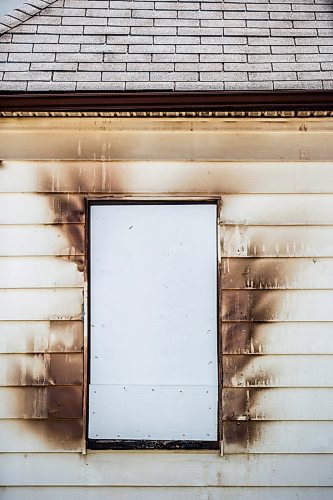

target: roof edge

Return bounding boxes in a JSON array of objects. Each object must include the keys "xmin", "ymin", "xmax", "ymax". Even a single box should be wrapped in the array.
[
  {"xmin": 0, "ymin": 0, "xmax": 58, "ymax": 36},
  {"xmin": 0, "ymin": 90, "xmax": 333, "ymax": 113}
]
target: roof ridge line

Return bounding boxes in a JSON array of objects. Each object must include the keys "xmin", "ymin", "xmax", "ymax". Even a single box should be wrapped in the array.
[{"xmin": 0, "ymin": 0, "xmax": 59, "ymax": 36}]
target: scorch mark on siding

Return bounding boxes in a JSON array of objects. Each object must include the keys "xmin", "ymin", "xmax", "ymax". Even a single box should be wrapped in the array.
[
  {"xmin": 2, "ymin": 353, "xmax": 83, "ymax": 386},
  {"xmin": 47, "ymin": 166, "xmax": 278, "ymax": 450},
  {"xmin": 7, "ymin": 169, "xmax": 89, "ymax": 449},
  {"xmin": 9, "ymin": 160, "xmax": 301, "ymax": 451},
  {"xmin": 220, "ymin": 231, "xmax": 300, "ymax": 449},
  {"xmin": 52, "ymin": 193, "xmax": 85, "ymax": 272}
]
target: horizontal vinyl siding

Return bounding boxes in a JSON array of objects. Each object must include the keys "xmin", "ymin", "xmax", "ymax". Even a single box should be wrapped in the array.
[
  {"xmin": 1, "ymin": 161, "xmax": 333, "ymax": 193},
  {"xmin": 2, "ymin": 453, "xmax": 333, "ymax": 486},
  {"xmin": 0, "ymin": 118, "xmax": 332, "ymax": 495},
  {"xmin": 1, "ymin": 487, "xmax": 333, "ymax": 500},
  {"xmin": 3, "ymin": 193, "xmax": 333, "ymax": 224}
]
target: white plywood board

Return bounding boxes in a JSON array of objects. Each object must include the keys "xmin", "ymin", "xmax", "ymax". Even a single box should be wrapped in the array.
[
  {"xmin": 89, "ymin": 203, "xmax": 218, "ymax": 440},
  {"xmin": 89, "ymin": 384, "xmax": 217, "ymax": 440}
]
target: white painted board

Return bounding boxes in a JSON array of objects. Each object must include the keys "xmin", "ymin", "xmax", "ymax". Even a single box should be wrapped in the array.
[
  {"xmin": 89, "ymin": 203, "xmax": 218, "ymax": 441},
  {"xmin": 89, "ymin": 385, "xmax": 217, "ymax": 441}
]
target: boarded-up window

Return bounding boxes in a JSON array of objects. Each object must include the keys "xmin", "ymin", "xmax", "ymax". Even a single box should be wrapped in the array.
[{"xmin": 88, "ymin": 201, "xmax": 219, "ymax": 449}]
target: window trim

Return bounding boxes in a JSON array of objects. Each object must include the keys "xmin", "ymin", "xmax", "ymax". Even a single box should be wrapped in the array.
[{"xmin": 85, "ymin": 196, "xmax": 222, "ymax": 451}]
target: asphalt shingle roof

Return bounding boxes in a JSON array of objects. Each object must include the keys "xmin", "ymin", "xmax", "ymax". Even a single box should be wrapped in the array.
[{"xmin": 0, "ymin": 0, "xmax": 332, "ymax": 91}]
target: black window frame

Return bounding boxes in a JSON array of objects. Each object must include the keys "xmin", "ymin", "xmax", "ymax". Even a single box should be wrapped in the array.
[{"xmin": 86, "ymin": 196, "xmax": 222, "ymax": 451}]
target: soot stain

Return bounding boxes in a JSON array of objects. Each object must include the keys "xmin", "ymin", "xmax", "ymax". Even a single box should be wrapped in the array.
[
  {"xmin": 9, "ymin": 353, "xmax": 84, "ymax": 450},
  {"xmin": 51, "ymin": 192, "xmax": 86, "ymax": 273},
  {"xmin": 48, "ymin": 321, "xmax": 83, "ymax": 353},
  {"xmin": 221, "ymin": 257, "xmax": 282, "ymax": 449},
  {"xmin": 11, "ymin": 169, "xmax": 89, "ymax": 448},
  {"xmin": 19, "ymin": 419, "xmax": 84, "ymax": 451},
  {"xmin": 14, "ymin": 165, "xmax": 288, "ymax": 451},
  {"xmin": 8, "ymin": 170, "xmax": 88, "ymax": 448},
  {"xmin": 49, "ymin": 354, "xmax": 83, "ymax": 386},
  {"xmin": 7, "ymin": 354, "xmax": 83, "ymax": 387},
  {"xmin": 47, "ymin": 386, "xmax": 83, "ymax": 418},
  {"xmin": 223, "ymin": 420, "xmax": 262, "ymax": 453}
]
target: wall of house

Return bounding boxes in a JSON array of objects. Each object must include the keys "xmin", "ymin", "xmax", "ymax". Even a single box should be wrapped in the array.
[{"xmin": 0, "ymin": 115, "xmax": 333, "ymax": 498}]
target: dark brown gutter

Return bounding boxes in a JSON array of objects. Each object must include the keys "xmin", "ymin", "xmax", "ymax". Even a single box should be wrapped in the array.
[{"xmin": 0, "ymin": 90, "xmax": 333, "ymax": 112}]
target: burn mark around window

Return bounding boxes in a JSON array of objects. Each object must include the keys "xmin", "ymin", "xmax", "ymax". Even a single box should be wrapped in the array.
[{"xmin": 8, "ymin": 164, "xmax": 287, "ymax": 452}]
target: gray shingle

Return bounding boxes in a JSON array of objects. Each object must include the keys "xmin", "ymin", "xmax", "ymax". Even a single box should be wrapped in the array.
[{"xmin": 0, "ymin": 0, "xmax": 332, "ymax": 92}]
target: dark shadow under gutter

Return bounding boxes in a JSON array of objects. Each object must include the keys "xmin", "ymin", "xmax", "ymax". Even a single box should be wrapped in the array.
[{"xmin": 0, "ymin": 90, "xmax": 333, "ymax": 113}]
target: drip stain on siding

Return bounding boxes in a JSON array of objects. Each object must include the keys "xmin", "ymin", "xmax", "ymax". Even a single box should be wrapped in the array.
[
  {"xmin": 52, "ymin": 194, "xmax": 85, "ymax": 271},
  {"xmin": 221, "ymin": 271, "xmax": 278, "ymax": 449},
  {"xmin": 17, "ymin": 387, "xmax": 83, "ymax": 419},
  {"xmin": 5, "ymin": 354, "xmax": 83, "ymax": 386}
]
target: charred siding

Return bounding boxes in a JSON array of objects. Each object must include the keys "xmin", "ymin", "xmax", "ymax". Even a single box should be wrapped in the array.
[{"xmin": 0, "ymin": 119, "xmax": 332, "ymax": 458}]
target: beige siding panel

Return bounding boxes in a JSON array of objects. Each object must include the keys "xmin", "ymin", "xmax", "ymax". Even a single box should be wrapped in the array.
[
  {"xmin": 1, "ymin": 452, "xmax": 333, "ymax": 486},
  {"xmin": 221, "ymin": 194, "xmax": 333, "ymax": 225},
  {"xmin": 1, "ymin": 487, "xmax": 333, "ymax": 500},
  {"xmin": 222, "ymin": 322, "xmax": 333, "ymax": 355},
  {"xmin": 0, "ymin": 193, "xmax": 84, "ymax": 224},
  {"xmin": 222, "ymin": 258, "xmax": 333, "ymax": 290},
  {"xmin": 223, "ymin": 355, "xmax": 333, "ymax": 387},
  {"xmin": 2, "ymin": 117, "xmax": 333, "ymax": 134},
  {"xmin": 0, "ymin": 225, "xmax": 84, "ymax": 257},
  {"xmin": 0, "ymin": 321, "xmax": 83, "ymax": 353},
  {"xmin": 222, "ymin": 290, "xmax": 333, "ymax": 322},
  {"xmin": 223, "ymin": 421, "xmax": 333, "ymax": 454},
  {"xmin": 0, "ymin": 353, "xmax": 83, "ymax": 386},
  {"xmin": 1, "ymin": 161, "xmax": 333, "ymax": 194},
  {"xmin": 222, "ymin": 388, "xmax": 333, "ymax": 420},
  {"xmin": 0, "ymin": 289, "xmax": 82, "ymax": 320},
  {"xmin": 2, "ymin": 126, "xmax": 333, "ymax": 161},
  {"xmin": 0, "ymin": 387, "xmax": 83, "ymax": 418},
  {"xmin": 3, "ymin": 225, "xmax": 333, "ymax": 259},
  {"xmin": 221, "ymin": 225, "xmax": 333, "ymax": 257},
  {"xmin": 0, "ymin": 420, "xmax": 83, "ymax": 452},
  {"xmin": 3, "ymin": 193, "xmax": 333, "ymax": 225},
  {"xmin": 0, "ymin": 257, "xmax": 84, "ymax": 288}
]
